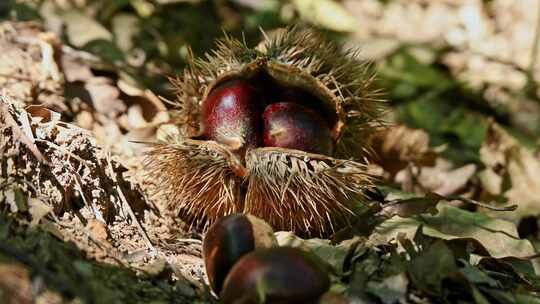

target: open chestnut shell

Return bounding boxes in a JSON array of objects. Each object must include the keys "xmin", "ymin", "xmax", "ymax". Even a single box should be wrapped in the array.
[
  {"xmin": 220, "ymin": 247, "xmax": 330, "ymax": 304},
  {"xmin": 145, "ymin": 27, "xmax": 384, "ymax": 237},
  {"xmin": 203, "ymin": 214, "xmax": 277, "ymax": 294}
]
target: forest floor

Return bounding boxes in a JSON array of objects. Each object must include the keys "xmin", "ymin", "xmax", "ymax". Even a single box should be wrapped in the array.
[{"xmin": 1, "ymin": 1, "xmax": 540, "ymax": 303}]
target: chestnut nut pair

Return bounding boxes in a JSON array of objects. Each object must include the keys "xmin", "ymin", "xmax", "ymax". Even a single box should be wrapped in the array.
[
  {"xmin": 201, "ymin": 79, "xmax": 333, "ymax": 157},
  {"xmin": 202, "ymin": 214, "xmax": 331, "ymax": 304}
]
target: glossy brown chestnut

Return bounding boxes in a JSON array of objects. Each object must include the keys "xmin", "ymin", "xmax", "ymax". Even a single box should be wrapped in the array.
[
  {"xmin": 201, "ymin": 79, "xmax": 262, "ymax": 154},
  {"xmin": 203, "ymin": 214, "xmax": 277, "ymax": 294},
  {"xmin": 220, "ymin": 247, "xmax": 331, "ymax": 304},
  {"xmin": 263, "ymin": 102, "xmax": 333, "ymax": 155}
]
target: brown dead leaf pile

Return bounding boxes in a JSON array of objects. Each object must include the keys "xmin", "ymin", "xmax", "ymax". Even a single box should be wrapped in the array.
[{"xmin": 0, "ymin": 21, "xmax": 207, "ymax": 300}]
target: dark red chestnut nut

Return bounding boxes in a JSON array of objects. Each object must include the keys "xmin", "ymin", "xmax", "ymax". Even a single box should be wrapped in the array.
[
  {"xmin": 201, "ymin": 79, "xmax": 262, "ymax": 154},
  {"xmin": 203, "ymin": 214, "xmax": 277, "ymax": 294},
  {"xmin": 263, "ymin": 102, "xmax": 333, "ymax": 155},
  {"xmin": 220, "ymin": 247, "xmax": 330, "ymax": 304}
]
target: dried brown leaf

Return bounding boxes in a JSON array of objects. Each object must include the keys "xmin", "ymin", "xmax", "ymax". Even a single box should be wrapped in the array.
[
  {"xmin": 25, "ymin": 105, "xmax": 61, "ymax": 123},
  {"xmin": 369, "ymin": 125, "xmax": 439, "ymax": 177},
  {"xmin": 479, "ymin": 122, "xmax": 540, "ymax": 219},
  {"xmin": 85, "ymin": 78, "xmax": 125, "ymax": 117},
  {"xmin": 396, "ymin": 158, "xmax": 476, "ymax": 196}
]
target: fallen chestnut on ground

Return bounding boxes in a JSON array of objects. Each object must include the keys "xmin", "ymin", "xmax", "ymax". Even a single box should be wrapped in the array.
[
  {"xmin": 201, "ymin": 79, "xmax": 262, "ymax": 154},
  {"xmin": 263, "ymin": 102, "xmax": 333, "ymax": 155},
  {"xmin": 203, "ymin": 214, "xmax": 277, "ymax": 294},
  {"xmin": 220, "ymin": 247, "xmax": 330, "ymax": 304}
]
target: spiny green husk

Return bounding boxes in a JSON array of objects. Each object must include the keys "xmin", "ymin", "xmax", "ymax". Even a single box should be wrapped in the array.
[{"xmin": 145, "ymin": 27, "xmax": 385, "ymax": 237}]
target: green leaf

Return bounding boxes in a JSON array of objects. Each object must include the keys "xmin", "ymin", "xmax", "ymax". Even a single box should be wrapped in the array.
[
  {"xmin": 382, "ymin": 192, "xmax": 441, "ymax": 218},
  {"xmin": 82, "ymin": 39, "xmax": 125, "ymax": 63},
  {"xmin": 372, "ymin": 203, "xmax": 537, "ymax": 260},
  {"xmin": 6, "ymin": 2, "xmax": 42, "ymax": 21},
  {"xmin": 471, "ymin": 286, "xmax": 491, "ymax": 304},
  {"xmin": 379, "ymin": 51, "xmax": 451, "ymax": 90},
  {"xmin": 399, "ymin": 99, "xmax": 488, "ymax": 151},
  {"xmin": 515, "ymin": 293, "xmax": 540, "ymax": 304},
  {"xmin": 407, "ymin": 240, "xmax": 457, "ymax": 294},
  {"xmin": 439, "ymin": 107, "xmax": 488, "ymax": 149},
  {"xmin": 275, "ymin": 232, "xmax": 360, "ymax": 275},
  {"xmin": 14, "ymin": 188, "xmax": 28, "ymax": 213},
  {"xmin": 0, "ymin": 217, "xmax": 11, "ymax": 241},
  {"xmin": 366, "ymin": 273, "xmax": 408, "ymax": 304},
  {"xmin": 459, "ymin": 261, "xmax": 499, "ymax": 287}
]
